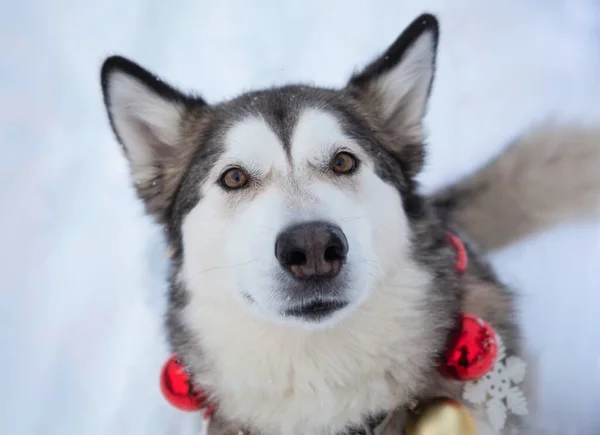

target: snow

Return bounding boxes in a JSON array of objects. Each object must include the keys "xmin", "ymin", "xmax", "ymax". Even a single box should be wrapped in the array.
[{"xmin": 1, "ymin": 0, "xmax": 599, "ymax": 434}]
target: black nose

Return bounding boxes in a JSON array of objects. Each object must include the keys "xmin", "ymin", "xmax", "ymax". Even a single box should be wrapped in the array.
[{"xmin": 275, "ymin": 221, "xmax": 348, "ymax": 280}]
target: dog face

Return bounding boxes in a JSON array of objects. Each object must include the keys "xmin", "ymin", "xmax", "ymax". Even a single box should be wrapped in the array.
[
  {"xmin": 180, "ymin": 102, "xmax": 413, "ymax": 329},
  {"xmin": 101, "ymin": 15, "xmax": 438, "ymax": 331}
]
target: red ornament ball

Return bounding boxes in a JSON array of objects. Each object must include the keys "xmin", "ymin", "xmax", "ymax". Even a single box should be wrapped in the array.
[
  {"xmin": 439, "ymin": 313, "xmax": 498, "ymax": 381},
  {"xmin": 160, "ymin": 354, "xmax": 206, "ymax": 412}
]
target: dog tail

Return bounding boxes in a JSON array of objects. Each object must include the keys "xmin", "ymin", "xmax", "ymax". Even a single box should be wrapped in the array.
[{"xmin": 431, "ymin": 123, "xmax": 600, "ymax": 252}]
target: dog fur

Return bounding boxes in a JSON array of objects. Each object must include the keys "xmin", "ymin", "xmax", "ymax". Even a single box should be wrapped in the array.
[{"xmin": 100, "ymin": 13, "xmax": 600, "ymax": 435}]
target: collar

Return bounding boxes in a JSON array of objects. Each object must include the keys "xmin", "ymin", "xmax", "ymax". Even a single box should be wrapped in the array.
[{"xmin": 159, "ymin": 232, "xmax": 498, "ymax": 434}]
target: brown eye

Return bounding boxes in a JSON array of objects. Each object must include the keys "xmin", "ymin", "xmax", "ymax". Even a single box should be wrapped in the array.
[
  {"xmin": 220, "ymin": 167, "xmax": 249, "ymax": 189},
  {"xmin": 332, "ymin": 152, "xmax": 357, "ymax": 174}
]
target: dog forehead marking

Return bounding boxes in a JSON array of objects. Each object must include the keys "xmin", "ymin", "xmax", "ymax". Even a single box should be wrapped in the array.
[
  {"xmin": 221, "ymin": 107, "xmax": 355, "ymax": 176},
  {"xmin": 290, "ymin": 108, "xmax": 353, "ymax": 163},
  {"xmin": 223, "ymin": 115, "xmax": 288, "ymax": 172}
]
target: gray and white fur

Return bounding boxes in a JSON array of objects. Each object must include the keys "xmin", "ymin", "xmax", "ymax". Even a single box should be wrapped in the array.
[{"xmin": 100, "ymin": 13, "xmax": 600, "ymax": 435}]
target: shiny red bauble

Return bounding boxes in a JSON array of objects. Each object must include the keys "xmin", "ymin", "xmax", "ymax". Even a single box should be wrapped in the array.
[
  {"xmin": 160, "ymin": 354, "xmax": 206, "ymax": 412},
  {"xmin": 439, "ymin": 313, "xmax": 498, "ymax": 381}
]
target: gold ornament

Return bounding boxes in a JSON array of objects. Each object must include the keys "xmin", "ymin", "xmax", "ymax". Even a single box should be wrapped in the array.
[{"xmin": 405, "ymin": 397, "xmax": 477, "ymax": 435}]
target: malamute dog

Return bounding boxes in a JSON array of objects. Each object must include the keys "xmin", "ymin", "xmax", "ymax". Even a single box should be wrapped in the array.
[{"xmin": 100, "ymin": 13, "xmax": 600, "ymax": 435}]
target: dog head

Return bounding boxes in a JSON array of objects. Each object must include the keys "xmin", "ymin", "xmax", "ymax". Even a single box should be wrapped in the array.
[{"xmin": 101, "ymin": 14, "xmax": 441, "ymax": 332}]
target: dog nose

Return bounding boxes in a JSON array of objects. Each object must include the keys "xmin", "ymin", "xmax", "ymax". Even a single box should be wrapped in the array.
[{"xmin": 275, "ymin": 221, "xmax": 348, "ymax": 280}]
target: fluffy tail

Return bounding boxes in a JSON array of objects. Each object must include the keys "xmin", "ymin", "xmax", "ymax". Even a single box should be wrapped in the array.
[{"xmin": 432, "ymin": 123, "xmax": 600, "ymax": 252}]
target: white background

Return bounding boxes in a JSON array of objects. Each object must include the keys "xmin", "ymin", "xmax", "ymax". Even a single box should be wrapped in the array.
[{"xmin": 1, "ymin": 0, "xmax": 599, "ymax": 434}]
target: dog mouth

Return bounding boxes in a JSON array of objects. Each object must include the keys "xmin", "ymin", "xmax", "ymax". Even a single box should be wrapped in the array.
[{"xmin": 284, "ymin": 299, "xmax": 349, "ymax": 321}]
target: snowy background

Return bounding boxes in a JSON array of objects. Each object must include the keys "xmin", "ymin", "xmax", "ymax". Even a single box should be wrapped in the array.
[{"xmin": 1, "ymin": 0, "xmax": 600, "ymax": 434}]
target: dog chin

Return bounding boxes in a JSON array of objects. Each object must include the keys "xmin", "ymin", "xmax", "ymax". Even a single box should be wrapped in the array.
[
  {"xmin": 261, "ymin": 296, "xmax": 362, "ymax": 330},
  {"xmin": 284, "ymin": 298, "xmax": 352, "ymax": 327},
  {"xmin": 286, "ymin": 306, "xmax": 355, "ymax": 330}
]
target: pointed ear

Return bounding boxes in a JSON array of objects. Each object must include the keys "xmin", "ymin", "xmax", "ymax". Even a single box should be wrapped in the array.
[
  {"xmin": 347, "ymin": 14, "xmax": 439, "ymax": 177},
  {"xmin": 101, "ymin": 56, "xmax": 206, "ymax": 223}
]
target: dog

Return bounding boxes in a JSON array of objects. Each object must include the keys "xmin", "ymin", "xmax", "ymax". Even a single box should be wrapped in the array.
[{"xmin": 100, "ymin": 13, "xmax": 600, "ymax": 435}]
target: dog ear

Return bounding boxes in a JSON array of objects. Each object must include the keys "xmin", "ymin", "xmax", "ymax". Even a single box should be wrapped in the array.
[
  {"xmin": 101, "ymin": 56, "xmax": 206, "ymax": 223},
  {"xmin": 347, "ymin": 14, "xmax": 439, "ymax": 177}
]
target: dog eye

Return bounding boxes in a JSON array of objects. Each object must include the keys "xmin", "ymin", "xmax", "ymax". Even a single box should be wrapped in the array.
[
  {"xmin": 331, "ymin": 152, "xmax": 358, "ymax": 174},
  {"xmin": 220, "ymin": 167, "xmax": 249, "ymax": 189}
]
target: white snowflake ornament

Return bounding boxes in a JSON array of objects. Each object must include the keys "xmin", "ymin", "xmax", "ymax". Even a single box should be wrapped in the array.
[{"xmin": 462, "ymin": 335, "xmax": 528, "ymax": 432}]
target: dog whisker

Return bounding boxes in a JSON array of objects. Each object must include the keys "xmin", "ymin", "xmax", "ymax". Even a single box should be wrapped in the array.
[
  {"xmin": 198, "ymin": 259, "xmax": 257, "ymax": 275},
  {"xmin": 341, "ymin": 216, "xmax": 368, "ymax": 223}
]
